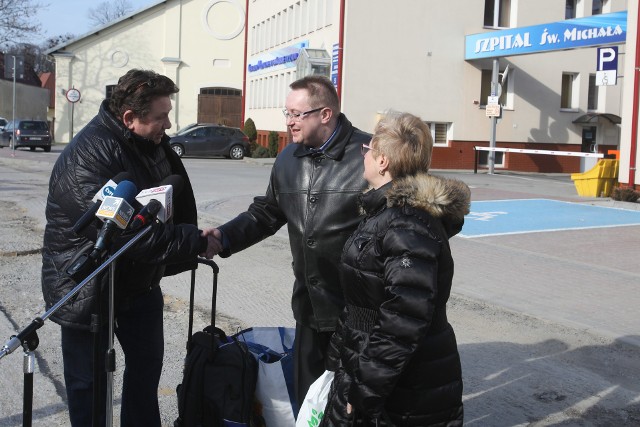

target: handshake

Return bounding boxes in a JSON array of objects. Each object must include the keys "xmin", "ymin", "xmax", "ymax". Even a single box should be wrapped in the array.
[{"xmin": 199, "ymin": 228, "xmax": 224, "ymax": 259}]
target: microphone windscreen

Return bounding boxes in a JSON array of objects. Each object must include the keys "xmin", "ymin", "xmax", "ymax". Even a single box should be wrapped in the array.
[
  {"xmin": 146, "ymin": 199, "xmax": 163, "ymax": 215},
  {"xmin": 112, "ymin": 180, "xmax": 138, "ymax": 203},
  {"xmin": 112, "ymin": 171, "xmax": 134, "ymax": 184},
  {"xmin": 158, "ymin": 175, "xmax": 184, "ymax": 196}
]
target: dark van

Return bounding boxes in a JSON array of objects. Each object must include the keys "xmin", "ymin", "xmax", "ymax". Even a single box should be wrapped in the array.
[{"xmin": 0, "ymin": 120, "xmax": 52, "ymax": 152}]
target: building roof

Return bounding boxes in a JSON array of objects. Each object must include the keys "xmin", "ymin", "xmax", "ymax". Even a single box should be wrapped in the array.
[{"xmin": 46, "ymin": 0, "xmax": 167, "ymax": 54}]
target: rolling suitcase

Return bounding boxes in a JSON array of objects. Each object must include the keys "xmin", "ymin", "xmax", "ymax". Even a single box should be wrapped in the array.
[{"xmin": 175, "ymin": 258, "xmax": 258, "ymax": 427}]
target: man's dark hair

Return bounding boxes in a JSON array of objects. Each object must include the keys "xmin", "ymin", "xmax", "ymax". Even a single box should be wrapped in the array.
[
  {"xmin": 109, "ymin": 69, "xmax": 179, "ymax": 119},
  {"xmin": 290, "ymin": 75, "xmax": 340, "ymax": 113}
]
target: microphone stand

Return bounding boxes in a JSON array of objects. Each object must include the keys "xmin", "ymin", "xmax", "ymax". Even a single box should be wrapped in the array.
[
  {"xmin": 106, "ymin": 261, "xmax": 116, "ymax": 427},
  {"xmin": 0, "ymin": 224, "xmax": 153, "ymax": 427}
]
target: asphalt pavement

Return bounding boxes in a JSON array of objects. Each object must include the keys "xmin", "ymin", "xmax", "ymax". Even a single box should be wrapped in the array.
[{"xmin": 0, "ymin": 144, "xmax": 638, "ymax": 426}]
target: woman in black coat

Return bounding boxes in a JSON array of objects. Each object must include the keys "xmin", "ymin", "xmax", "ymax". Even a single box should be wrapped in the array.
[{"xmin": 321, "ymin": 112, "xmax": 470, "ymax": 426}]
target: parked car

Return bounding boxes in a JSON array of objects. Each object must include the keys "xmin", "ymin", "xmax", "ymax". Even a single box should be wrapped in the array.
[
  {"xmin": 0, "ymin": 117, "xmax": 7, "ymax": 132},
  {"xmin": 0, "ymin": 120, "xmax": 52, "ymax": 152},
  {"xmin": 169, "ymin": 124, "xmax": 250, "ymax": 160},
  {"xmin": 171, "ymin": 123, "xmax": 200, "ymax": 137}
]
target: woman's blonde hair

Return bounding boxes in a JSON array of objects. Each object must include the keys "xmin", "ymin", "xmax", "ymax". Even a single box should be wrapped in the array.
[{"xmin": 371, "ymin": 111, "xmax": 433, "ymax": 178}]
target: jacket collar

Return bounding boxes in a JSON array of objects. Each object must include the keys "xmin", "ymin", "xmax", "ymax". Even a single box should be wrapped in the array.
[
  {"xmin": 386, "ymin": 173, "xmax": 471, "ymax": 238},
  {"xmin": 293, "ymin": 113, "xmax": 353, "ymax": 160},
  {"xmin": 98, "ymin": 100, "xmax": 132, "ymax": 142},
  {"xmin": 359, "ymin": 181, "xmax": 393, "ymax": 216},
  {"xmin": 98, "ymin": 99, "xmax": 168, "ymax": 152}
]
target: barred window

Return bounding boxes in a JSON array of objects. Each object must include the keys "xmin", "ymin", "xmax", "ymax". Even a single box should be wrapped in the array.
[{"xmin": 426, "ymin": 122, "xmax": 450, "ymax": 147}]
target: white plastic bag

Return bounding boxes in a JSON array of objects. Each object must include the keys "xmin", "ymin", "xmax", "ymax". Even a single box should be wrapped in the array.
[
  {"xmin": 234, "ymin": 327, "xmax": 297, "ymax": 427},
  {"xmin": 295, "ymin": 370, "xmax": 334, "ymax": 427}
]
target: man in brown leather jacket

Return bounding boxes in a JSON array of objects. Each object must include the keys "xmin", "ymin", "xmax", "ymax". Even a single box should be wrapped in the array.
[{"xmin": 211, "ymin": 75, "xmax": 370, "ymax": 407}]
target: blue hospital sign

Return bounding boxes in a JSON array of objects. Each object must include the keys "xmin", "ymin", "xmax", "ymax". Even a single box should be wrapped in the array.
[{"xmin": 465, "ymin": 11, "xmax": 626, "ymax": 60}]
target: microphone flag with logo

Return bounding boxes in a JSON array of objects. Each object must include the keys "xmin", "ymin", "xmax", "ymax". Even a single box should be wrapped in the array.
[
  {"xmin": 72, "ymin": 172, "xmax": 134, "ymax": 234},
  {"xmin": 134, "ymin": 175, "xmax": 184, "ymax": 224},
  {"xmin": 93, "ymin": 180, "xmax": 138, "ymax": 255}
]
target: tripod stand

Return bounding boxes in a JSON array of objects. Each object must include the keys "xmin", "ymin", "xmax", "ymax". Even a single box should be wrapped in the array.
[{"xmin": 0, "ymin": 224, "xmax": 154, "ymax": 427}]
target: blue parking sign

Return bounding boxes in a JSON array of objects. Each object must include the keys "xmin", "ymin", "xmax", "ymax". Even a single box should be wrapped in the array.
[{"xmin": 597, "ymin": 46, "xmax": 617, "ymax": 71}]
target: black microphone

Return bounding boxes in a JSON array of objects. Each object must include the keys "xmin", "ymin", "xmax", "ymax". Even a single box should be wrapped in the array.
[
  {"xmin": 91, "ymin": 180, "xmax": 138, "ymax": 257},
  {"xmin": 128, "ymin": 199, "xmax": 163, "ymax": 231},
  {"xmin": 72, "ymin": 172, "xmax": 134, "ymax": 234}
]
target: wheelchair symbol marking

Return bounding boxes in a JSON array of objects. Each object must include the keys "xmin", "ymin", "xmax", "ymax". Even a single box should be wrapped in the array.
[{"xmin": 467, "ymin": 211, "xmax": 508, "ymax": 222}]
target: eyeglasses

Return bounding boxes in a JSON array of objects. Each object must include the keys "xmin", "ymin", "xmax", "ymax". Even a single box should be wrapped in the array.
[
  {"xmin": 361, "ymin": 143, "xmax": 379, "ymax": 156},
  {"xmin": 282, "ymin": 107, "xmax": 324, "ymax": 121}
]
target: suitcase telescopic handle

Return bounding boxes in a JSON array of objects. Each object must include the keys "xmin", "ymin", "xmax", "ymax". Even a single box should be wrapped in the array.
[{"xmin": 187, "ymin": 258, "xmax": 219, "ymax": 347}]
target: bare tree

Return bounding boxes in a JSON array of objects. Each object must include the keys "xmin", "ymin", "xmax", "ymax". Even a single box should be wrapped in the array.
[
  {"xmin": 87, "ymin": 0, "xmax": 134, "ymax": 27},
  {"xmin": 0, "ymin": 0, "xmax": 45, "ymax": 47},
  {"xmin": 43, "ymin": 33, "xmax": 76, "ymax": 50}
]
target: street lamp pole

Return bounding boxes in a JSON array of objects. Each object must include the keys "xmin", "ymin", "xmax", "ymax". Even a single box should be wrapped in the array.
[{"xmin": 11, "ymin": 55, "xmax": 16, "ymax": 156}]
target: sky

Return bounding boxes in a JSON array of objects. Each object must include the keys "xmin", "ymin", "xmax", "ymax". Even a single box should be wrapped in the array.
[{"xmin": 28, "ymin": 0, "xmax": 158, "ymax": 45}]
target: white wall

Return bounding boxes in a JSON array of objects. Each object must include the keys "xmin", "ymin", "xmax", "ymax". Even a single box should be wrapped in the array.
[
  {"xmin": 50, "ymin": 0, "xmax": 246, "ymax": 143},
  {"xmin": 245, "ymin": 0, "xmax": 340, "ymax": 133}
]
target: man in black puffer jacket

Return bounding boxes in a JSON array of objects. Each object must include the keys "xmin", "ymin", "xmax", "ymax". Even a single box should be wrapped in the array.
[
  {"xmin": 41, "ymin": 69, "xmax": 217, "ymax": 426},
  {"xmin": 209, "ymin": 76, "xmax": 370, "ymax": 407}
]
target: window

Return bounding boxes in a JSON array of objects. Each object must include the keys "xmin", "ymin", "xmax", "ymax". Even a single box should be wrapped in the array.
[
  {"xmin": 106, "ymin": 85, "xmax": 116, "ymax": 100},
  {"xmin": 294, "ymin": 2, "xmax": 301, "ymax": 38},
  {"xmin": 561, "ymin": 72, "xmax": 578, "ymax": 109},
  {"xmin": 326, "ymin": 0, "xmax": 334, "ymax": 26},
  {"xmin": 288, "ymin": 5, "xmax": 294, "ymax": 40},
  {"xmin": 565, "ymin": 0, "xmax": 577, "ymax": 19},
  {"xmin": 276, "ymin": 13, "xmax": 282, "ymax": 45},
  {"xmin": 190, "ymin": 127, "xmax": 209, "ymax": 138},
  {"xmin": 200, "ymin": 88, "xmax": 242, "ymax": 96},
  {"xmin": 301, "ymin": 0, "xmax": 309, "ymax": 35},
  {"xmin": 426, "ymin": 122, "xmax": 450, "ymax": 147},
  {"xmin": 478, "ymin": 151, "xmax": 505, "ymax": 167},
  {"xmin": 317, "ymin": 0, "xmax": 325, "ymax": 29},
  {"xmin": 588, "ymin": 74, "xmax": 599, "ymax": 111},
  {"xmin": 484, "ymin": 0, "xmax": 511, "ymax": 28},
  {"xmin": 592, "ymin": 0, "xmax": 602, "ymax": 15}
]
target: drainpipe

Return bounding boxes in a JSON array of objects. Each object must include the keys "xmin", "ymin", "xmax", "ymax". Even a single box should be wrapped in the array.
[
  {"xmin": 629, "ymin": 3, "xmax": 640, "ymax": 188},
  {"xmin": 241, "ymin": 0, "xmax": 249, "ymax": 126},
  {"xmin": 337, "ymin": 0, "xmax": 346, "ymax": 102}
]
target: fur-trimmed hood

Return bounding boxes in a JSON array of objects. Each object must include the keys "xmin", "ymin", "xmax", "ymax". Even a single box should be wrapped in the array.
[{"xmin": 387, "ymin": 174, "xmax": 471, "ymax": 236}]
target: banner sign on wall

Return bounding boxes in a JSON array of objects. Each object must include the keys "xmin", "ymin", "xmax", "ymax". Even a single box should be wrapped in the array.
[
  {"xmin": 331, "ymin": 43, "xmax": 339, "ymax": 88},
  {"xmin": 248, "ymin": 41, "xmax": 308, "ymax": 75},
  {"xmin": 465, "ymin": 11, "xmax": 626, "ymax": 60}
]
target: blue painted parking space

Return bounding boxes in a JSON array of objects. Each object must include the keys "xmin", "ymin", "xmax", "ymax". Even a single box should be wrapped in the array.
[{"xmin": 459, "ymin": 198, "xmax": 640, "ymax": 238}]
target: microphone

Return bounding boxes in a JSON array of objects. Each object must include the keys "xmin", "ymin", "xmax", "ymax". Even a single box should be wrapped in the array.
[
  {"xmin": 134, "ymin": 175, "xmax": 184, "ymax": 224},
  {"xmin": 92, "ymin": 180, "xmax": 138, "ymax": 256},
  {"xmin": 72, "ymin": 172, "xmax": 134, "ymax": 234},
  {"xmin": 128, "ymin": 199, "xmax": 163, "ymax": 231},
  {"xmin": 66, "ymin": 180, "xmax": 138, "ymax": 281}
]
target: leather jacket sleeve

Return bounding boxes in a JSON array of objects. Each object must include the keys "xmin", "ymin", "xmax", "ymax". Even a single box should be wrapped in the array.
[{"xmin": 218, "ymin": 167, "xmax": 287, "ymax": 256}]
